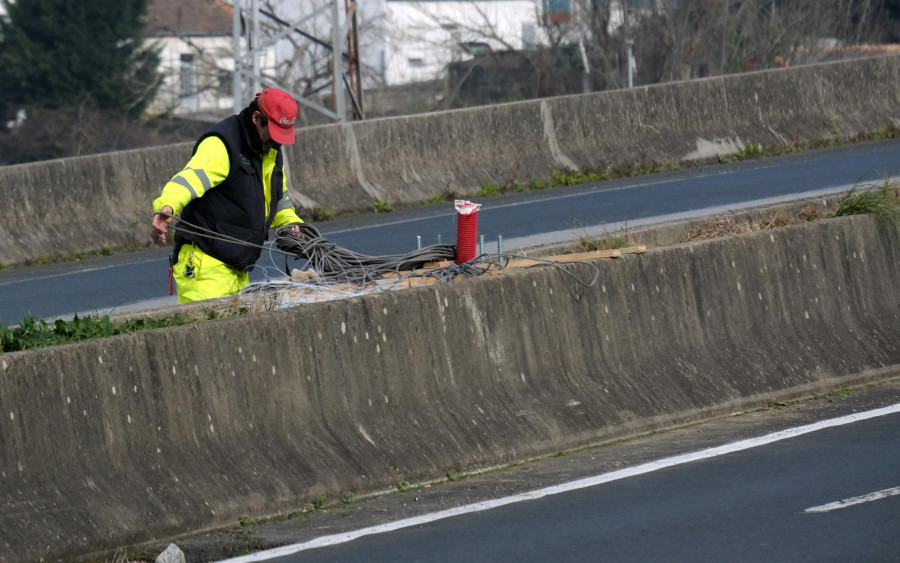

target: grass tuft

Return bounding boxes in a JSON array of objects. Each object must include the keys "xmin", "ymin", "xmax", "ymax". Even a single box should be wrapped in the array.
[{"xmin": 832, "ymin": 181, "xmax": 900, "ymax": 223}]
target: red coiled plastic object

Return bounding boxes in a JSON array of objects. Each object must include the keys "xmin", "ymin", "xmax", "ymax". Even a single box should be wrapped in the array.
[{"xmin": 454, "ymin": 202, "xmax": 479, "ymax": 264}]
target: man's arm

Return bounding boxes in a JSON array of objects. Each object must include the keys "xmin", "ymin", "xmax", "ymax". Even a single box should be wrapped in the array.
[{"xmin": 151, "ymin": 137, "xmax": 230, "ymax": 244}]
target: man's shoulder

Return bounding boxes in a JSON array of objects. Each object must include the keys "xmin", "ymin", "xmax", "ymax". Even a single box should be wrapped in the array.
[
  {"xmin": 195, "ymin": 135, "xmax": 228, "ymax": 154},
  {"xmin": 206, "ymin": 114, "xmax": 241, "ymax": 135},
  {"xmin": 194, "ymin": 115, "xmax": 241, "ymax": 155}
]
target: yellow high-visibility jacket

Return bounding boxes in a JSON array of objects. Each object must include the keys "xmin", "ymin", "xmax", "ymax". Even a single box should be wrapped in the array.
[{"xmin": 153, "ymin": 135, "xmax": 302, "ymax": 230}]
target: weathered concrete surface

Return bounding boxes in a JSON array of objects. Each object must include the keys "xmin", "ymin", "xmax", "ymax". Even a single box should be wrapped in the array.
[
  {"xmin": 0, "ymin": 214, "xmax": 898, "ymax": 561},
  {"xmin": 1, "ymin": 55, "xmax": 899, "ymax": 267}
]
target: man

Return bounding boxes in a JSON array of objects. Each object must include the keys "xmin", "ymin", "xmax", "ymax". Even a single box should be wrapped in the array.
[{"xmin": 151, "ymin": 88, "xmax": 304, "ymax": 302}]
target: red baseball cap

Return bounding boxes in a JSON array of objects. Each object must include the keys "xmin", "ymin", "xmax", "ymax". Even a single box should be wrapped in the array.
[{"xmin": 256, "ymin": 88, "xmax": 298, "ymax": 145}]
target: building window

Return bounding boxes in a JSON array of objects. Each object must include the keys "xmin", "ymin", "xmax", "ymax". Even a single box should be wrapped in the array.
[
  {"xmin": 180, "ymin": 53, "xmax": 196, "ymax": 97},
  {"xmin": 522, "ymin": 23, "xmax": 537, "ymax": 49},
  {"xmin": 408, "ymin": 57, "xmax": 425, "ymax": 68}
]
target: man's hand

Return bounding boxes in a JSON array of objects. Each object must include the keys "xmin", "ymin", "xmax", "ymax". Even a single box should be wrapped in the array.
[
  {"xmin": 287, "ymin": 223, "xmax": 305, "ymax": 239},
  {"xmin": 152, "ymin": 206, "xmax": 175, "ymax": 244}
]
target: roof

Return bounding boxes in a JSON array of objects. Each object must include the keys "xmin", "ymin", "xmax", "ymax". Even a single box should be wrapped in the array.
[{"xmin": 146, "ymin": 0, "xmax": 233, "ymax": 37}]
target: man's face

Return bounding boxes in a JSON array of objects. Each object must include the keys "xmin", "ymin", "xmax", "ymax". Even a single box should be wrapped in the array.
[{"xmin": 252, "ymin": 111, "xmax": 279, "ymax": 151}]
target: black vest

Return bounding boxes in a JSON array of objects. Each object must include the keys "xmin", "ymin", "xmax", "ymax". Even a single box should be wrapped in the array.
[{"xmin": 175, "ymin": 112, "xmax": 285, "ymax": 271}]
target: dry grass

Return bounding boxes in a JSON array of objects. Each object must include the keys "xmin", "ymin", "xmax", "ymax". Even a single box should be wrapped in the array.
[
  {"xmin": 798, "ymin": 205, "xmax": 826, "ymax": 222},
  {"xmin": 577, "ymin": 234, "xmax": 634, "ymax": 252},
  {"xmin": 680, "ymin": 181, "xmax": 900, "ymax": 243},
  {"xmin": 680, "ymin": 218, "xmax": 747, "ymax": 241}
]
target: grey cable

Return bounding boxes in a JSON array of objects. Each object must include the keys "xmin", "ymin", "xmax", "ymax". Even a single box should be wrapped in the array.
[
  {"xmin": 164, "ymin": 215, "xmax": 600, "ymax": 289},
  {"xmin": 275, "ymin": 224, "xmax": 457, "ymax": 285}
]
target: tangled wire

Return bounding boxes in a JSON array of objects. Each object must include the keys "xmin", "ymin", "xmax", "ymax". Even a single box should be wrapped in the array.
[
  {"xmin": 275, "ymin": 224, "xmax": 600, "ymax": 290},
  {"xmin": 167, "ymin": 215, "xmax": 601, "ymax": 294},
  {"xmin": 275, "ymin": 224, "xmax": 457, "ymax": 285}
]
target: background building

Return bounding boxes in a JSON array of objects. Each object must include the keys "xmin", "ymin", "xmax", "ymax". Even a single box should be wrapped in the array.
[{"xmin": 145, "ymin": 0, "xmax": 276, "ymax": 120}]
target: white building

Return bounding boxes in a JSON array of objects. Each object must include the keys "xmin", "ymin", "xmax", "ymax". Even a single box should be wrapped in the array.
[
  {"xmin": 371, "ymin": 0, "xmax": 547, "ymax": 85},
  {"xmin": 145, "ymin": 0, "xmax": 276, "ymax": 120},
  {"xmin": 142, "ymin": 0, "xmax": 548, "ymax": 119}
]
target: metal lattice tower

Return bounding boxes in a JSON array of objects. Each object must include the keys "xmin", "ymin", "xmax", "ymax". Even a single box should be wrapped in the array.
[{"xmin": 230, "ymin": 0, "xmax": 364, "ymax": 122}]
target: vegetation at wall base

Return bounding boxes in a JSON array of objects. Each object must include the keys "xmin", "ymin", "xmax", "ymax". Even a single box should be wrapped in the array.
[
  {"xmin": 309, "ymin": 206, "xmax": 336, "ymax": 222},
  {"xmin": 0, "ymin": 314, "xmax": 190, "ymax": 354}
]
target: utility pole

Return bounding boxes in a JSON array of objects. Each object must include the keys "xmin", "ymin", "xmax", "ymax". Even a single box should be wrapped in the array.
[
  {"xmin": 623, "ymin": 0, "xmax": 634, "ymax": 89},
  {"xmin": 627, "ymin": 39, "xmax": 634, "ymax": 88},
  {"xmin": 330, "ymin": 0, "xmax": 346, "ymax": 121}
]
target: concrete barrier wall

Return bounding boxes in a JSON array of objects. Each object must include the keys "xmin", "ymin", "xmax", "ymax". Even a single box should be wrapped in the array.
[
  {"xmin": 1, "ymin": 214, "xmax": 898, "ymax": 561},
  {"xmin": 1, "ymin": 55, "xmax": 899, "ymax": 267}
]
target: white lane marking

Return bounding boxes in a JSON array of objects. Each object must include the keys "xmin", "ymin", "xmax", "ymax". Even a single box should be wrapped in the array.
[
  {"xmin": 218, "ymin": 403, "xmax": 900, "ymax": 562},
  {"xmin": 805, "ymin": 486, "xmax": 900, "ymax": 513},
  {"xmin": 0, "ymin": 257, "xmax": 164, "ymax": 287}
]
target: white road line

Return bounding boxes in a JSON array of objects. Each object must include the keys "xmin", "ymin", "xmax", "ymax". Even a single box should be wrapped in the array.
[
  {"xmin": 218, "ymin": 403, "xmax": 900, "ymax": 563},
  {"xmin": 805, "ymin": 486, "xmax": 900, "ymax": 513}
]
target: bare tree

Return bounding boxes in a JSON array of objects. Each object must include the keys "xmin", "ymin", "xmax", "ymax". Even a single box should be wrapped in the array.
[{"xmin": 570, "ymin": 0, "xmax": 892, "ymax": 91}]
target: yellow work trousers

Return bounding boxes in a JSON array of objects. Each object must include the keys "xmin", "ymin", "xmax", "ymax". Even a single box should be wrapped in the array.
[{"xmin": 173, "ymin": 244, "xmax": 250, "ymax": 303}]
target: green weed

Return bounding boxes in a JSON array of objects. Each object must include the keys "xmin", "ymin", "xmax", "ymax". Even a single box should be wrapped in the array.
[
  {"xmin": 479, "ymin": 182, "xmax": 503, "ymax": 197},
  {"xmin": 812, "ymin": 388, "xmax": 852, "ymax": 400},
  {"xmin": 446, "ymin": 468, "xmax": 468, "ymax": 482},
  {"xmin": 766, "ymin": 399, "xmax": 791, "ymax": 409},
  {"xmin": 311, "ymin": 206, "xmax": 336, "ymax": 222},
  {"xmin": 374, "ymin": 199, "xmax": 393, "ymax": 213},
  {"xmin": 0, "ymin": 314, "xmax": 190, "ymax": 354}
]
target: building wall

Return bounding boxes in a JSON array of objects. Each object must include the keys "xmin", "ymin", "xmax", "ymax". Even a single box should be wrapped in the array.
[
  {"xmin": 380, "ymin": 0, "xmax": 547, "ymax": 85},
  {"xmin": 145, "ymin": 35, "xmax": 277, "ymax": 120}
]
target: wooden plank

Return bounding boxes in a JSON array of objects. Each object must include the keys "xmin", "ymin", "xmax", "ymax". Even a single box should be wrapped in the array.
[{"xmin": 503, "ymin": 246, "xmax": 647, "ymax": 268}]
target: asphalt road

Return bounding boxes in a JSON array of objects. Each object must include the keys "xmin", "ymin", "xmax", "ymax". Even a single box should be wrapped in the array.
[
  {"xmin": 267, "ymin": 407, "xmax": 900, "ymax": 563},
  {"xmin": 160, "ymin": 377, "xmax": 900, "ymax": 563},
  {"xmin": 2, "ymin": 139, "xmax": 900, "ymax": 324}
]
